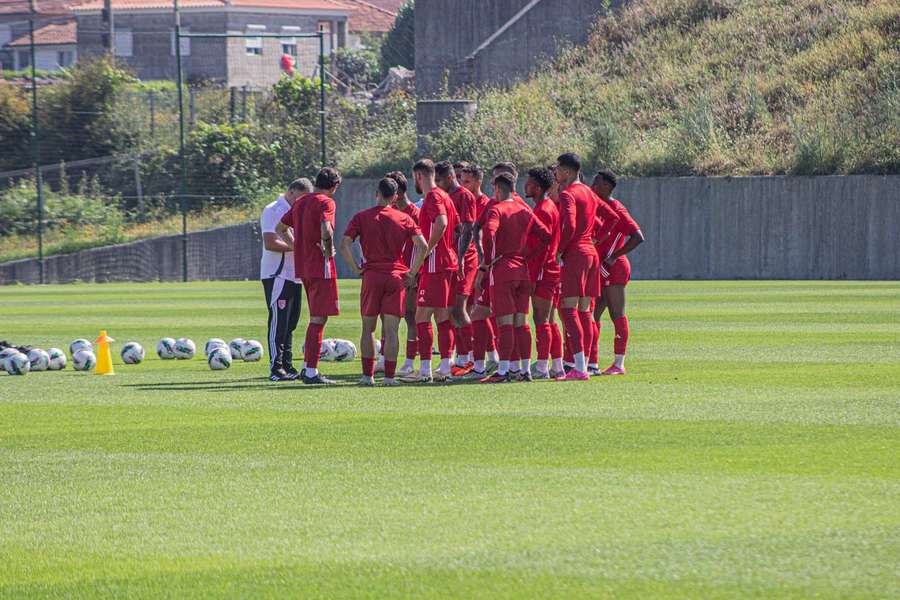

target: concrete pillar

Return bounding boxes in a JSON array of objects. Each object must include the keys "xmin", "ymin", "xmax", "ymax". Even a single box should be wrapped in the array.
[{"xmin": 416, "ymin": 99, "xmax": 477, "ymax": 155}]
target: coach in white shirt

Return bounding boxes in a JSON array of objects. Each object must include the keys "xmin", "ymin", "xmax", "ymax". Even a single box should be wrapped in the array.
[{"xmin": 261, "ymin": 178, "xmax": 311, "ymax": 381}]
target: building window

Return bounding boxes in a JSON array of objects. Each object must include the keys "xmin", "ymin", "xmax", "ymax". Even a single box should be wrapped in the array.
[
  {"xmin": 281, "ymin": 26, "xmax": 299, "ymax": 58},
  {"xmin": 246, "ymin": 24, "xmax": 264, "ymax": 55},
  {"xmin": 171, "ymin": 28, "xmax": 190, "ymax": 56},
  {"xmin": 114, "ymin": 28, "xmax": 133, "ymax": 57},
  {"xmin": 58, "ymin": 50, "xmax": 75, "ymax": 68}
]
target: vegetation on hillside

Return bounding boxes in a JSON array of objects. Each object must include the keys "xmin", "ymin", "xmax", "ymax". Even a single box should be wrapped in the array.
[{"xmin": 351, "ymin": 0, "xmax": 899, "ymax": 176}]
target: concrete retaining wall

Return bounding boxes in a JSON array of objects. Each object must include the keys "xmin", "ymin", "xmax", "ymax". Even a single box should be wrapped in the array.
[{"xmin": 2, "ymin": 175, "xmax": 898, "ymax": 284}]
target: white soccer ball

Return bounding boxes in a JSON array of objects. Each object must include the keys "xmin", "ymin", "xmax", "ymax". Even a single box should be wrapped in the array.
[
  {"xmin": 157, "ymin": 338, "xmax": 177, "ymax": 359},
  {"xmin": 208, "ymin": 347, "xmax": 232, "ymax": 370},
  {"xmin": 319, "ymin": 339, "xmax": 338, "ymax": 361},
  {"xmin": 121, "ymin": 342, "xmax": 145, "ymax": 365},
  {"xmin": 174, "ymin": 338, "xmax": 196, "ymax": 360},
  {"xmin": 333, "ymin": 339, "xmax": 358, "ymax": 362},
  {"xmin": 374, "ymin": 339, "xmax": 382, "ymax": 356},
  {"xmin": 0, "ymin": 347, "xmax": 20, "ymax": 371},
  {"xmin": 73, "ymin": 349, "xmax": 96, "ymax": 371},
  {"xmin": 229, "ymin": 338, "xmax": 245, "ymax": 359},
  {"xmin": 205, "ymin": 338, "xmax": 228, "ymax": 356},
  {"xmin": 47, "ymin": 348, "xmax": 67, "ymax": 370},
  {"xmin": 240, "ymin": 339, "xmax": 263, "ymax": 362},
  {"xmin": 69, "ymin": 339, "xmax": 92, "ymax": 356},
  {"xmin": 27, "ymin": 348, "xmax": 50, "ymax": 371},
  {"xmin": 6, "ymin": 352, "xmax": 29, "ymax": 375}
]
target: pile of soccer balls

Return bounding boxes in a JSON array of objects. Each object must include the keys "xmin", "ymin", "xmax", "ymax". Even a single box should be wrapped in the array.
[
  {"xmin": 156, "ymin": 337, "xmax": 263, "ymax": 370},
  {"xmin": 319, "ymin": 339, "xmax": 359, "ymax": 362},
  {"xmin": 0, "ymin": 339, "xmax": 96, "ymax": 376}
]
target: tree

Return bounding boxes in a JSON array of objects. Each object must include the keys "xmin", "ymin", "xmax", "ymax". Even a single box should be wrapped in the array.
[{"xmin": 379, "ymin": 0, "xmax": 414, "ymax": 76}]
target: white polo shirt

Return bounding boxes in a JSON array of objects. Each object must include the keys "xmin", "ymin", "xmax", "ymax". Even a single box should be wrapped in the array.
[{"xmin": 259, "ymin": 195, "xmax": 297, "ymax": 282}]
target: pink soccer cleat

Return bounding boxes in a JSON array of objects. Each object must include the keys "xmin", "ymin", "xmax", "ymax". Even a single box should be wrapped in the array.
[
  {"xmin": 601, "ymin": 365, "xmax": 626, "ymax": 376},
  {"xmin": 556, "ymin": 369, "xmax": 590, "ymax": 381}
]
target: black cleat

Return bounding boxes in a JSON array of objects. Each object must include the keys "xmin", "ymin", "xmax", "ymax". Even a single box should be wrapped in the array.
[
  {"xmin": 269, "ymin": 368, "xmax": 290, "ymax": 382},
  {"xmin": 283, "ymin": 365, "xmax": 301, "ymax": 380},
  {"xmin": 301, "ymin": 372, "xmax": 336, "ymax": 385}
]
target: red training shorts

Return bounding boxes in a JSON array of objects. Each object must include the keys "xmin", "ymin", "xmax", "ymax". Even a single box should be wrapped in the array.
[
  {"xmin": 417, "ymin": 269, "xmax": 454, "ymax": 308},
  {"xmin": 560, "ymin": 251, "xmax": 601, "ymax": 299},
  {"xmin": 361, "ymin": 270, "xmax": 406, "ymax": 317},
  {"xmin": 455, "ymin": 256, "xmax": 479, "ymax": 298},
  {"xmin": 491, "ymin": 279, "xmax": 532, "ymax": 317},
  {"xmin": 305, "ymin": 277, "xmax": 340, "ymax": 317},
  {"xmin": 602, "ymin": 256, "xmax": 631, "ymax": 288},
  {"xmin": 533, "ymin": 275, "xmax": 560, "ymax": 303}
]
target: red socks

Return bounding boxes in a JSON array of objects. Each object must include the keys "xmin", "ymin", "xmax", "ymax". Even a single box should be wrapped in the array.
[
  {"xmin": 361, "ymin": 357, "xmax": 375, "ymax": 377},
  {"xmin": 559, "ymin": 307, "xmax": 582, "ymax": 358},
  {"xmin": 535, "ymin": 323, "xmax": 552, "ymax": 360},
  {"xmin": 405, "ymin": 339, "xmax": 417, "ymax": 360},
  {"xmin": 516, "ymin": 324, "xmax": 532, "ymax": 360},
  {"xmin": 384, "ymin": 360, "xmax": 397, "ymax": 378},
  {"xmin": 498, "ymin": 324, "xmax": 515, "ymax": 361},
  {"xmin": 550, "ymin": 322, "xmax": 563, "ymax": 360},
  {"xmin": 437, "ymin": 319, "xmax": 455, "ymax": 359},
  {"xmin": 416, "ymin": 322, "xmax": 433, "ymax": 362},
  {"xmin": 304, "ymin": 322, "xmax": 325, "ymax": 369},
  {"xmin": 589, "ymin": 320, "xmax": 601, "ymax": 365},
  {"xmin": 472, "ymin": 319, "xmax": 489, "ymax": 362},
  {"xmin": 487, "ymin": 317, "xmax": 498, "ymax": 351},
  {"xmin": 614, "ymin": 315, "xmax": 629, "ymax": 355},
  {"xmin": 456, "ymin": 323, "xmax": 474, "ymax": 357},
  {"xmin": 578, "ymin": 311, "xmax": 593, "ymax": 357}
]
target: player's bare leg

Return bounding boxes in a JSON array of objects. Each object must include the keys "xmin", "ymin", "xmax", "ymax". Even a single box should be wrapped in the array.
[
  {"xmin": 359, "ymin": 315, "xmax": 378, "ymax": 386},
  {"xmin": 380, "ymin": 314, "xmax": 402, "ymax": 385},
  {"xmin": 601, "ymin": 285, "xmax": 628, "ymax": 375}
]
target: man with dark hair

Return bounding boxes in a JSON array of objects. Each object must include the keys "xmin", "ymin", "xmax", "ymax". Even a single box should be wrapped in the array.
[
  {"xmin": 340, "ymin": 178, "xmax": 429, "ymax": 386},
  {"xmin": 385, "ymin": 170, "xmax": 422, "ymax": 376},
  {"xmin": 524, "ymin": 166, "xmax": 565, "ymax": 380},
  {"xmin": 260, "ymin": 177, "xmax": 311, "ymax": 381},
  {"xmin": 277, "ymin": 166, "xmax": 342, "ymax": 385},
  {"xmin": 400, "ymin": 159, "xmax": 460, "ymax": 383},
  {"xmin": 477, "ymin": 173, "xmax": 550, "ymax": 383},
  {"xmin": 555, "ymin": 153, "xmax": 619, "ymax": 381},
  {"xmin": 435, "ymin": 160, "xmax": 478, "ymax": 376},
  {"xmin": 590, "ymin": 169, "xmax": 644, "ymax": 375}
]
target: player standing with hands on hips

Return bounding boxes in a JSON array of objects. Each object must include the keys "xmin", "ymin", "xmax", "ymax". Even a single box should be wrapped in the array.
[{"xmin": 260, "ymin": 178, "xmax": 311, "ymax": 381}]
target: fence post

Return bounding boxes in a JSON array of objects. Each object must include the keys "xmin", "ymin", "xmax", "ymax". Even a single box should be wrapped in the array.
[
  {"xmin": 241, "ymin": 85, "xmax": 247, "ymax": 123},
  {"xmin": 229, "ymin": 87, "xmax": 236, "ymax": 125},
  {"xmin": 319, "ymin": 30, "xmax": 327, "ymax": 166},
  {"xmin": 133, "ymin": 158, "xmax": 144, "ymax": 217},
  {"xmin": 174, "ymin": 0, "xmax": 188, "ymax": 282},
  {"xmin": 27, "ymin": 2, "xmax": 45, "ymax": 283},
  {"xmin": 189, "ymin": 87, "xmax": 196, "ymax": 128},
  {"xmin": 148, "ymin": 90, "xmax": 156, "ymax": 137}
]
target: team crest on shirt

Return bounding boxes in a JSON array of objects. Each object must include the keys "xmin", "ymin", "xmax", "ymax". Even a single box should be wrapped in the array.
[{"xmin": 278, "ymin": 299, "xmax": 287, "ymax": 310}]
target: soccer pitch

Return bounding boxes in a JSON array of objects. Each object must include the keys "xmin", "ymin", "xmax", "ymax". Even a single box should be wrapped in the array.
[{"xmin": 1, "ymin": 280, "xmax": 898, "ymax": 598}]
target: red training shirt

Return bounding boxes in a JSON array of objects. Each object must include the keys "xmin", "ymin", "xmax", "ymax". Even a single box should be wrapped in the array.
[
  {"xmin": 419, "ymin": 187, "xmax": 459, "ymax": 273},
  {"xmin": 558, "ymin": 181, "xmax": 615, "ymax": 259},
  {"xmin": 398, "ymin": 201, "xmax": 420, "ymax": 268},
  {"xmin": 596, "ymin": 198, "xmax": 640, "ymax": 262},
  {"xmin": 482, "ymin": 199, "xmax": 551, "ymax": 283},
  {"xmin": 343, "ymin": 205, "xmax": 421, "ymax": 274},
  {"xmin": 449, "ymin": 186, "xmax": 478, "ymax": 266},
  {"xmin": 280, "ymin": 192, "xmax": 337, "ymax": 280},
  {"xmin": 527, "ymin": 196, "xmax": 561, "ymax": 283}
]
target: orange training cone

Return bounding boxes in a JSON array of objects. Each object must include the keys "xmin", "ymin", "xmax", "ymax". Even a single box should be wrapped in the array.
[{"xmin": 94, "ymin": 330, "xmax": 115, "ymax": 375}]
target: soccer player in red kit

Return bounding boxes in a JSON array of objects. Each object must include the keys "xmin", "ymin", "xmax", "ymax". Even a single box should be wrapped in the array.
[
  {"xmin": 591, "ymin": 169, "xmax": 644, "ymax": 375},
  {"xmin": 277, "ymin": 167, "xmax": 342, "ymax": 385},
  {"xmin": 524, "ymin": 166, "xmax": 565, "ymax": 380},
  {"xmin": 339, "ymin": 177, "xmax": 428, "ymax": 386},
  {"xmin": 385, "ymin": 170, "xmax": 422, "ymax": 377},
  {"xmin": 555, "ymin": 153, "xmax": 619, "ymax": 381},
  {"xmin": 400, "ymin": 159, "xmax": 460, "ymax": 383},
  {"xmin": 477, "ymin": 173, "xmax": 551, "ymax": 383},
  {"xmin": 434, "ymin": 161, "xmax": 478, "ymax": 376}
]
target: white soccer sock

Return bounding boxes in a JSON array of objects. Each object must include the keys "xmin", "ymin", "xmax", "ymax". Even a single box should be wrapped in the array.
[
  {"xmin": 467, "ymin": 352, "xmax": 473, "ymax": 363},
  {"xmin": 497, "ymin": 360, "xmax": 509, "ymax": 375},
  {"xmin": 420, "ymin": 359, "xmax": 432, "ymax": 375},
  {"xmin": 305, "ymin": 367, "xmax": 318, "ymax": 377},
  {"xmin": 536, "ymin": 359, "xmax": 549, "ymax": 374},
  {"xmin": 439, "ymin": 358, "xmax": 452, "ymax": 372},
  {"xmin": 551, "ymin": 358, "xmax": 564, "ymax": 372},
  {"xmin": 402, "ymin": 358, "xmax": 414, "ymax": 369},
  {"xmin": 574, "ymin": 352, "xmax": 587, "ymax": 373},
  {"xmin": 487, "ymin": 350, "xmax": 499, "ymax": 362},
  {"xmin": 614, "ymin": 354, "xmax": 626, "ymax": 369},
  {"xmin": 589, "ymin": 362, "xmax": 599, "ymax": 370},
  {"xmin": 521, "ymin": 358, "xmax": 531, "ymax": 373},
  {"xmin": 454, "ymin": 354, "xmax": 468, "ymax": 367},
  {"xmin": 474, "ymin": 359, "xmax": 485, "ymax": 372}
]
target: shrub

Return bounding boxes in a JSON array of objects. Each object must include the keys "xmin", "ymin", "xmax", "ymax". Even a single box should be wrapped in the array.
[{"xmin": 380, "ymin": 1, "xmax": 414, "ymax": 76}]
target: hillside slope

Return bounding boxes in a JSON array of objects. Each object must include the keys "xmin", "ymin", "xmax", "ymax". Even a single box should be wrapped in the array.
[{"xmin": 351, "ymin": 0, "xmax": 898, "ymax": 176}]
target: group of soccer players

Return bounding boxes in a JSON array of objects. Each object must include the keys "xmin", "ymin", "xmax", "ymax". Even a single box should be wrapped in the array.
[{"xmin": 260, "ymin": 152, "xmax": 643, "ymax": 385}]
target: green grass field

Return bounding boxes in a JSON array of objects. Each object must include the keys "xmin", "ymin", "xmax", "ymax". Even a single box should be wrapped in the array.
[{"xmin": 1, "ymin": 280, "xmax": 898, "ymax": 598}]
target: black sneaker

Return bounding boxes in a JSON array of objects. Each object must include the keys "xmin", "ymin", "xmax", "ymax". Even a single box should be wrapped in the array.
[
  {"xmin": 283, "ymin": 365, "xmax": 301, "ymax": 380},
  {"xmin": 270, "ymin": 367, "xmax": 290, "ymax": 382},
  {"xmin": 301, "ymin": 372, "xmax": 336, "ymax": 385},
  {"xmin": 518, "ymin": 370, "xmax": 533, "ymax": 383}
]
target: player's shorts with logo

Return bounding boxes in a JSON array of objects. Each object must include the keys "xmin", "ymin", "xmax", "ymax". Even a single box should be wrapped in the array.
[
  {"xmin": 601, "ymin": 256, "xmax": 632, "ymax": 287},
  {"xmin": 454, "ymin": 256, "xmax": 479, "ymax": 297},
  {"xmin": 417, "ymin": 270, "xmax": 454, "ymax": 308},
  {"xmin": 491, "ymin": 279, "xmax": 531, "ymax": 317},
  {"xmin": 361, "ymin": 271, "xmax": 406, "ymax": 317},
  {"xmin": 560, "ymin": 251, "xmax": 601, "ymax": 298},
  {"xmin": 304, "ymin": 277, "xmax": 340, "ymax": 317}
]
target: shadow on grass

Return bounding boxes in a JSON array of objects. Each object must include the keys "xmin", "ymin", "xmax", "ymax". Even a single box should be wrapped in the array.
[{"xmin": 122, "ymin": 373, "xmax": 489, "ymax": 392}]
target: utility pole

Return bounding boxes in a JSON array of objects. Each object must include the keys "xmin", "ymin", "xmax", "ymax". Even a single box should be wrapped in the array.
[
  {"xmin": 28, "ymin": 0, "xmax": 45, "ymax": 284},
  {"xmin": 174, "ymin": 0, "xmax": 188, "ymax": 282},
  {"xmin": 102, "ymin": 0, "xmax": 114, "ymax": 58}
]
